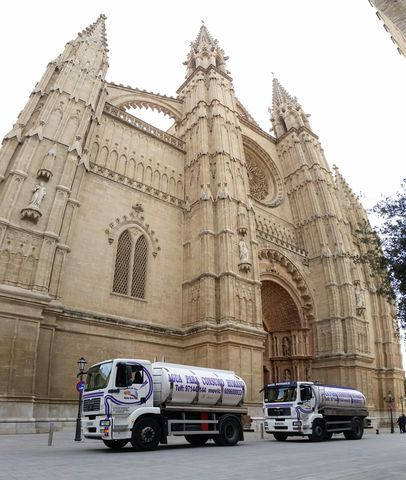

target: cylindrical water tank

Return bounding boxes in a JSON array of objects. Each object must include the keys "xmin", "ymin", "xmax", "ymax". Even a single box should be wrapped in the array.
[{"xmin": 152, "ymin": 362, "xmax": 246, "ymax": 407}]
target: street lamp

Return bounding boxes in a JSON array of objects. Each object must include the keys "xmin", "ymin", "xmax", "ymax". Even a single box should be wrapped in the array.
[
  {"xmin": 384, "ymin": 391, "xmax": 395, "ymax": 434},
  {"xmin": 74, "ymin": 357, "xmax": 87, "ymax": 442}
]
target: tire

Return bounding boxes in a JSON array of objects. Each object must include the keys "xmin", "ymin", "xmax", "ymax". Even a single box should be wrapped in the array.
[
  {"xmin": 131, "ymin": 417, "xmax": 161, "ymax": 451},
  {"xmin": 343, "ymin": 417, "xmax": 364, "ymax": 440},
  {"xmin": 102, "ymin": 439, "xmax": 128, "ymax": 449},
  {"xmin": 324, "ymin": 432, "xmax": 333, "ymax": 440},
  {"xmin": 308, "ymin": 419, "xmax": 326, "ymax": 442},
  {"xmin": 273, "ymin": 433, "xmax": 288, "ymax": 441},
  {"xmin": 214, "ymin": 417, "xmax": 241, "ymax": 446},
  {"xmin": 184, "ymin": 435, "xmax": 209, "ymax": 446}
]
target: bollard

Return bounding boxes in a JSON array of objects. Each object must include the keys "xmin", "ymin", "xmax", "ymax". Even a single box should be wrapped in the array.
[
  {"xmin": 260, "ymin": 422, "xmax": 264, "ymax": 439},
  {"xmin": 48, "ymin": 422, "xmax": 54, "ymax": 446},
  {"xmin": 376, "ymin": 428, "xmax": 380, "ymax": 435}
]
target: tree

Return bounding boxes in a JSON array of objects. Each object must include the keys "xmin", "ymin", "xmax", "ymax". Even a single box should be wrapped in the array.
[{"xmin": 372, "ymin": 179, "xmax": 406, "ymax": 332}]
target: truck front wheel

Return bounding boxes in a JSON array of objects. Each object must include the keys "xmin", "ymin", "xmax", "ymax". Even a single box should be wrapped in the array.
[
  {"xmin": 273, "ymin": 433, "xmax": 288, "ymax": 441},
  {"xmin": 214, "ymin": 417, "xmax": 241, "ymax": 446},
  {"xmin": 131, "ymin": 417, "xmax": 161, "ymax": 451},
  {"xmin": 343, "ymin": 417, "xmax": 364, "ymax": 440},
  {"xmin": 308, "ymin": 419, "xmax": 326, "ymax": 442},
  {"xmin": 102, "ymin": 439, "xmax": 128, "ymax": 449}
]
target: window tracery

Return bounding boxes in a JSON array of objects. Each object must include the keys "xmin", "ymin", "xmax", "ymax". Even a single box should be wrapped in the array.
[{"xmin": 113, "ymin": 229, "xmax": 148, "ymax": 299}]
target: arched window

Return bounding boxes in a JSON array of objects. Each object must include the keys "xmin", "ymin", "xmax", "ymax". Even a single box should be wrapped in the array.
[{"xmin": 112, "ymin": 229, "xmax": 148, "ymax": 299}]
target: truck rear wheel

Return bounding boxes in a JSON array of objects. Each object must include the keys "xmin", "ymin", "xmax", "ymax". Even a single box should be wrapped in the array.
[
  {"xmin": 273, "ymin": 433, "xmax": 288, "ymax": 441},
  {"xmin": 102, "ymin": 439, "xmax": 128, "ymax": 449},
  {"xmin": 131, "ymin": 417, "xmax": 161, "ymax": 451},
  {"xmin": 184, "ymin": 435, "xmax": 209, "ymax": 446},
  {"xmin": 343, "ymin": 417, "xmax": 364, "ymax": 440},
  {"xmin": 214, "ymin": 417, "xmax": 241, "ymax": 446},
  {"xmin": 308, "ymin": 419, "xmax": 326, "ymax": 442}
]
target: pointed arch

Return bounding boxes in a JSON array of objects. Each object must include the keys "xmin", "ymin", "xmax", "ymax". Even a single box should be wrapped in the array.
[
  {"xmin": 131, "ymin": 235, "xmax": 148, "ymax": 299},
  {"xmin": 98, "ymin": 146, "xmax": 109, "ymax": 167},
  {"xmin": 127, "ymin": 158, "xmax": 136, "ymax": 179},
  {"xmin": 112, "ymin": 230, "xmax": 132, "ymax": 295}
]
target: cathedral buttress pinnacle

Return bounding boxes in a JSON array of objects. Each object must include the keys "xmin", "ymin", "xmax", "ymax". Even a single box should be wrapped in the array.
[
  {"xmin": 269, "ymin": 77, "xmax": 311, "ymax": 138},
  {"xmin": 183, "ymin": 23, "xmax": 229, "ymax": 77}
]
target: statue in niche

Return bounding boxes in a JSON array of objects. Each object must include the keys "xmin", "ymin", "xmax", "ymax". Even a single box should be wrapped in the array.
[
  {"xmin": 283, "ymin": 368, "xmax": 291, "ymax": 381},
  {"xmin": 282, "ymin": 336, "xmax": 291, "ymax": 356},
  {"xmin": 28, "ymin": 182, "xmax": 46, "ymax": 210},
  {"xmin": 354, "ymin": 282, "xmax": 366, "ymax": 315},
  {"xmin": 239, "ymin": 239, "xmax": 249, "ymax": 263}
]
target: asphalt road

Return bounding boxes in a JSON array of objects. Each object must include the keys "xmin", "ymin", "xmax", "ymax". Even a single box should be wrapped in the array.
[{"xmin": 0, "ymin": 429, "xmax": 405, "ymax": 480}]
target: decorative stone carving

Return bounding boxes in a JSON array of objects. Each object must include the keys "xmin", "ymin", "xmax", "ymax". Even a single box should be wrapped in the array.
[
  {"xmin": 354, "ymin": 281, "xmax": 366, "ymax": 316},
  {"xmin": 37, "ymin": 144, "xmax": 57, "ymax": 180},
  {"xmin": 237, "ymin": 203, "xmax": 248, "ymax": 236},
  {"xmin": 282, "ymin": 336, "xmax": 291, "ymax": 356},
  {"xmin": 21, "ymin": 182, "xmax": 46, "ymax": 222},
  {"xmin": 246, "ymin": 155, "xmax": 268, "ymax": 201},
  {"xmin": 105, "ymin": 203, "xmax": 160, "ymax": 256},
  {"xmin": 238, "ymin": 238, "xmax": 251, "ymax": 272}
]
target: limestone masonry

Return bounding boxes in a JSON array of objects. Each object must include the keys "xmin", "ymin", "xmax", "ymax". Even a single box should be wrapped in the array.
[{"xmin": 0, "ymin": 16, "xmax": 403, "ymax": 431}]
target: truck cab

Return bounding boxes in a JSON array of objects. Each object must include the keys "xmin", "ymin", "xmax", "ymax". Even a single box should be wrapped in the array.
[{"xmin": 82, "ymin": 358, "xmax": 159, "ymax": 444}]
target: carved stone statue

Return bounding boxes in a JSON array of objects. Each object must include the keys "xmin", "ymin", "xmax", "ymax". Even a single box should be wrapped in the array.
[
  {"xmin": 28, "ymin": 182, "xmax": 46, "ymax": 210},
  {"xmin": 239, "ymin": 239, "xmax": 249, "ymax": 263},
  {"xmin": 283, "ymin": 368, "xmax": 291, "ymax": 381},
  {"xmin": 282, "ymin": 336, "xmax": 291, "ymax": 356},
  {"xmin": 354, "ymin": 282, "xmax": 366, "ymax": 314}
]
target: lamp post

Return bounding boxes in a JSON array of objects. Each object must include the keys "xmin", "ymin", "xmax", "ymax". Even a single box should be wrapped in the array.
[
  {"xmin": 74, "ymin": 357, "xmax": 87, "ymax": 442},
  {"xmin": 384, "ymin": 391, "xmax": 395, "ymax": 434}
]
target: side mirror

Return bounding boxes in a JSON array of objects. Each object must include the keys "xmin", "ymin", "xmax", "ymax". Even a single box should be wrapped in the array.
[
  {"xmin": 140, "ymin": 397, "xmax": 146, "ymax": 404},
  {"xmin": 125, "ymin": 365, "xmax": 133, "ymax": 387}
]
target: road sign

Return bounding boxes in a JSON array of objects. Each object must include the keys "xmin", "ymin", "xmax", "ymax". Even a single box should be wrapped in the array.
[{"xmin": 76, "ymin": 380, "xmax": 86, "ymax": 393}]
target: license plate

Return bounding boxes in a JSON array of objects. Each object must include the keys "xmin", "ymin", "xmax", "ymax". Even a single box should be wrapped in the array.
[
  {"xmin": 275, "ymin": 421, "xmax": 284, "ymax": 426},
  {"xmin": 86, "ymin": 421, "xmax": 93, "ymax": 426}
]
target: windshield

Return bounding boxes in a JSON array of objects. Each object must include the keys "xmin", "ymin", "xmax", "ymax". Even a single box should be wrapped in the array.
[
  {"xmin": 85, "ymin": 362, "xmax": 113, "ymax": 391},
  {"xmin": 264, "ymin": 386, "xmax": 297, "ymax": 403}
]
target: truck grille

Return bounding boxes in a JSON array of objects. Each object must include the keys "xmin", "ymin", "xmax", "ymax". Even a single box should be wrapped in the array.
[
  {"xmin": 268, "ymin": 407, "xmax": 291, "ymax": 417},
  {"xmin": 83, "ymin": 397, "xmax": 101, "ymax": 412}
]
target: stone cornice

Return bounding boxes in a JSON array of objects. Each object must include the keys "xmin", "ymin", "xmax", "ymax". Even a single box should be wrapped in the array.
[
  {"xmin": 89, "ymin": 161, "xmax": 185, "ymax": 210},
  {"xmin": 176, "ymin": 64, "xmax": 233, "ymax": 94}
]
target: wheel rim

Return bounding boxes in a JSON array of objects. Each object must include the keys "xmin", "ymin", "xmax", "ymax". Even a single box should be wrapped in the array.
[
  {"xmin": 314, "ymin": 425, "xmax": 323, "ymax": 437},
  {"xmin": 141, "ymin": 426, "xmax": 155, "ymax": 443},
  {"xmin": 225, "ymin": 424, "xmax": 235, "ymax": 439}
]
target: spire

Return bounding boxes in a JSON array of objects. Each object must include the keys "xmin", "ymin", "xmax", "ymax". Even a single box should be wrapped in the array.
[
  {"xmin": 57, "ymin": 14, "xmax": 109, "ymax": 73},
  {"xmin": 193, "ymin": 22, "xmax": 216, "ymax": 49},
  {"xmin": 272, "ymin": 76, "xmax": 298, "ymax": 109},
  {"xmin": 269, "ymin": 76, "xmax": 311, "ymax": 138},
  {"xmin": 75, "ymin": 14, "xmax": 108, "ymax": 51},
  {"xmin": 183, "ymin": 23, "xmax": 229, "ymax": 77}
]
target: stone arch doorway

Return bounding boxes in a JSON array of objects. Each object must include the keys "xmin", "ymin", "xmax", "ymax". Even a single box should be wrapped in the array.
[{"xmin": 259, "ymin": 249, "xmax": 314, "ymax": 385}]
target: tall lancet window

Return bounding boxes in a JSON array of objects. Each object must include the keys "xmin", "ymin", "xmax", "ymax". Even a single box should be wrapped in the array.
[{"xmin": 113, "ymin": 229, "xmax": 148, "ymax": 299}]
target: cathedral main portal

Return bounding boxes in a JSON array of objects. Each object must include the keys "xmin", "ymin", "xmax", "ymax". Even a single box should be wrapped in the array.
[{"xmin": 261, "ymin": 271, "xmax": 313, "ymax": 385}]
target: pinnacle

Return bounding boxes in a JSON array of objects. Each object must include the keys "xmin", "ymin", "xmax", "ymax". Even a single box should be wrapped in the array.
[
  {"xmin": 192, "ymin": 22, "xmax": 217, "ymax": 49},
  {"xmin": 77, "ymin": 14, "xmax": 108, "ymax": 51},
  {"xmin": 272, "ymin": 77, "xmax": 296, "ymax": 108}
]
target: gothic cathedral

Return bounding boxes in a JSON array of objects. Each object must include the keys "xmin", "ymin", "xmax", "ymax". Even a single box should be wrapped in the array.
[{"xmin": 0, "ymin": 16, "xmax": 403, "ymax": 430}]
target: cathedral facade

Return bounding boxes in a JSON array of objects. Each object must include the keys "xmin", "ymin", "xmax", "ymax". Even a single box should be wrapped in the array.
[{"xmin": 0, "ymin": 16, "xmax": 403, "ymax": 431}]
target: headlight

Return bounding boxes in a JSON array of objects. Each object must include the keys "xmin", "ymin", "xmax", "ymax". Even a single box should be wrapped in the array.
[
  {"xmin": 293, "ymin": 421, "xmax": 302, "ymax": 426},
  {"xmin": 100, "ymin": 419, "xmax": 111, "ymax": 426}
]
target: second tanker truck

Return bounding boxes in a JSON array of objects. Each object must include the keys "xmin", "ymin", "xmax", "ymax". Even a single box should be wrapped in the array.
[
  {"xmin": 81, "ymin": 358, "xmax": 247, "ymax": 450},
  {"xmin": 263, "ymin": 381, "xmax": 369, "ymax": 441}
]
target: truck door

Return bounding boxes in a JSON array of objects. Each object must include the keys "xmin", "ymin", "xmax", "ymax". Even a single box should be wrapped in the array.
[
  {"xmin": 107, "ymin": 363, "xmax": 152, "ymax": 416},
  {"xmin": 299, "ymin": 385, "xmax": 316, "ymax": 413}
]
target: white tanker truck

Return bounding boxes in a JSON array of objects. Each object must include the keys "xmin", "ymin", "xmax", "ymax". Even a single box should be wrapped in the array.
[
  {"xmin": 263, "ymin": 381, "xmax": 369, "ymax": 441},
  {"xmin": 81, "ymin": 358, "xmax": 247, "ymax": 450}
]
